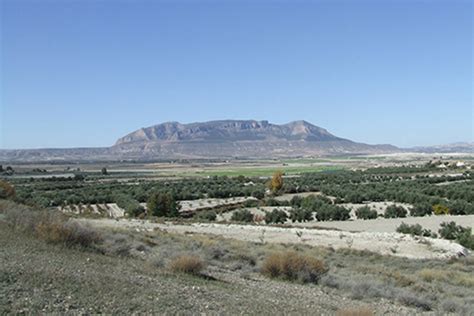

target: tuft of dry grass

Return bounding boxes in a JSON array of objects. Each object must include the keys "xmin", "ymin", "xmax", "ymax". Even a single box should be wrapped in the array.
[
  {"xmin": 169, "ymin": 255, "xmax": 205, "ymax": 275},
  {"xmin": 261, "ymin": 251, "xmax": 327, "ymax": 283},
  {"xmin": 336, "ymin": 306, "xmax": 374, "ymax": 316}
]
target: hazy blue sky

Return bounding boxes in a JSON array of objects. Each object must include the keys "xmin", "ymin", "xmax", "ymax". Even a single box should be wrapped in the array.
[{"xmin": 1, "ymin": 0, "xmax": 472, "ymax": 149}]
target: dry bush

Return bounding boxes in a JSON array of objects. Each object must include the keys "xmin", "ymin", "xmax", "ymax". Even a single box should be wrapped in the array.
[
  {"xmin": 336, "ymin": 306, "xmax": 374, "ymax": 316},
  {"xmin": 2, "ymin": 200, "xmax": 38, "ymax": 231},
  {"xmin": 261, "ymin": 251, "xmax": 327, "ymax": 283},
  {"xmin": 36, "ymin": 220, "xmax": 102, "ymax": 248},
  {"xmin": 3, "ymin": 200, "xmax": 101, "ymax": 248},
  {"xmin": 0, "ymin": 180, "xmax": 16, "ymax": 199},
  {"xmin": 169, "ymin": 255, "xmax": 205, "ymax": 275},
  {"xmin": 418, "ymin": 268, "xmax": 441, "ymax": 283}
]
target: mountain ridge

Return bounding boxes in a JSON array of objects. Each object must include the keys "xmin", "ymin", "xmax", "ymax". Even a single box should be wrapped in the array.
[
  {"xmin": 7, "ymin": 118, "xmax": 467, "ymax": 162},
  {"xmin": 114, "ymin": 120, "xmax": 345, "ymax": 145}
]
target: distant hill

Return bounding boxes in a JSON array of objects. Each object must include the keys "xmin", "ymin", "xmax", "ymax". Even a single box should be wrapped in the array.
[
  {"xmin": 115, "ymin": 120, "xmax": 341, "ymax": 144},
  {"xmin": 409, "ymin": 142, "xmax": 474, "ymax": 154},
  {"xmin": 111, "ymin": 120, "xmax": 399, "ymax": 160},
  {"xmin": 0, "ymin": 119, "xmax": 402, "ymax": 162}
]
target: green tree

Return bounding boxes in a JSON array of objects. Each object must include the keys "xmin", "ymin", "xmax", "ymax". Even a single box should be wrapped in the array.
[
  {"xmin": 289, "ymin": 208, "xmax": 313, "ymax": 222},
  {"xmin": 231, "ymin": 209, "xmax": 254, "ymax": 222},
  {"xmin": 410, "ymin": 203, "xmax": 432, "ymax": 217},
  {"xmin": 265, "ymin": 209, "xmax": 288, "ymax": 224},
  {"xmin": 196, "ymin": 210, "xmax": 217, "ymax": 221},
  {"xmin": 355, "ymin": 206, "xmax": 378, "ymax": 220},
  {"xmin": 146, "ymin": 192, "xmax": 179, "ymax": 217},
  {"xmin": 101, "ymin": 167, "xmax": 108, "ymax": 175},
  {"xmin": 384, "ymin": 205, "xmax": 407, "ymax": 218}
]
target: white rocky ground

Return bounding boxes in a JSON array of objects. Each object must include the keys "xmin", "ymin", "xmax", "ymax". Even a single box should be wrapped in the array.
[
  {"xmin": 307, "ymin": 214, "xmax": 474, "ymax": 233},
  {"xmin": 60, "ymin": 196, "xmax": 257, "ymax": 218},
  {"xmin": 80, "ymin": 218, "xmax": 469, "ymax": 260},
  {"xmin": 179, "ymin": 196, "xmax": 257, "ymax": 213}
]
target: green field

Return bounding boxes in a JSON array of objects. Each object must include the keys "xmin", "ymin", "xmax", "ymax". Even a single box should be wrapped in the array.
[{"xmin": 179, "ymin": 165, "xmax": 345, "ymax": 177}]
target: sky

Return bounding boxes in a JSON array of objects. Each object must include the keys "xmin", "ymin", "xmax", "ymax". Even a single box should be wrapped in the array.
[{"xmin": 0, "ymin": 0, "xmax": 472, "ymax": 149}]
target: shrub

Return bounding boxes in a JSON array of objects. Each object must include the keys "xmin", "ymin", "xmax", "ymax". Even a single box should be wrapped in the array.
[
  {"xmin": 396, "ymin": 222, "xmax": 436, "ymax": 238},
  {"xmin": 243, "ymin": 199, "xmax": 259, "ymax": 207},
  {"xmin": 439, "ymin": 221, "xmax": 474, "ymax": 250},
  {"xmin": 0, "ymin": 180, "xmax": 15, "ymax": 200},
  {"xmin": 410, "ymin": 203, "xmax": 432, "ymax": 217},
  {"xmin": 438, "ymin": 221, "xmax": 466, "ymax": 240},
  {"xmin": 251, "ymin": 190, "xmax": 265, "ymax": 199},
  {"xmin": 36, "ymin": 220, "xmax": 102, "ymax": 248},
  {"xmin": 231, "ymin": 209, "xmax": 254, "ymax": 222},
  {"xmin": 169, "ymin": 255, "xmax": 205, "ymax": 275},
  {"xmin": 264, "ymin": 198, "xmax": 284, "ymax": 207},
  {"xmin": 196, "ymin": 210, "xmax": 217, "ymax": 221},
  {"xmin": 456, "ymin": 229, "xmax": 474, "ymax": 250},
  {"xmin": 447, "ymin": 200, "xmax": 471, "ymax": 215},
  {"xmin": 316, "ymin": 205, "xmax": 350, "ymax": 221},
  {"xmin": 146, "ymin": 191, "xmax": 179, "ymax": 217},
  {"xmin": 290, "ymin": 196, "xmax": 304, "ymax": 207},
  {"xmin": 355, "ymin": 206, "xmax": 377, "ymax": 220},
  {"xmin": 115, "ymin": 194, "xmax": 145, "ymax": 217},
  {"xmin": 265, "ymin": 209, "xmax": 288, "ymax": 224},
  {"xmin": 289, "ymin": 208, "xmax": 313, "ymax": 222},
  {"xmin": 384, "ymin": 205, "xmax": 407, "ymax": 218},
  {"xmin": 261, "ymin": 251, "xmax": 327, "ymax": 283}
]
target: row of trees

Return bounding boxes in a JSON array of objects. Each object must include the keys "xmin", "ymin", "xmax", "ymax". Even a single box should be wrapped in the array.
[{"xmin": 13, "ymin": 176, "xmax": 267, "ymax": 208}]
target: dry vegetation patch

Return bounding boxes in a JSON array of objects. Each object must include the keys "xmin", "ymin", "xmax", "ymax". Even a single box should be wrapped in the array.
[
  {"xmin": 261, "ymin": 251, "xmax": 327, "ymax": 283},
  {"xmin": 2, "ymin": 200, "xmax": 102, "ymax": 249},
  {"xmin": 169, "ymin": 255, "xmax": 206, "ymax": 275}
]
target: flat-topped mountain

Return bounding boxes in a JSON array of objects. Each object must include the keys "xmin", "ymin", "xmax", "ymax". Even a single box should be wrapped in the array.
[
  {"xmin": 115, "ymin": 120, "xmax": 342, "ymax": 144},
  {"xmin": 0, "ymin": 119, "xmax": 401, "ymax": 162},
  {"xmin": 110, "ymin": 120, "xmax": 398, "ymax": 159}
]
